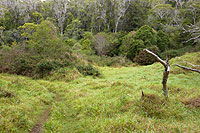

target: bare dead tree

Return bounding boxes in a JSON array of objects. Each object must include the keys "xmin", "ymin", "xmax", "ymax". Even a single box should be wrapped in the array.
[
  {"xmin": 144, "ymin": 49, "xmax": 170, "ymax": 97},
  {"xmin": 182, "ymin": 23, "xmax": 200, "ymax": 44},
  {"xmin": 114, "ymin": 0, "xmax": 130, "ymax": 33},
  {"xmin": 175, "ymin": 64, "xmax": 200, "ymax": 73}
]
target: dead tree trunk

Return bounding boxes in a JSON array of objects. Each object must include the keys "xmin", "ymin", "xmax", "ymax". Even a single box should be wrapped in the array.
[
  {"xmin": 144, "ymin": 49, "xmax": 170, "ymax": 97},
  {"xmin": 175, "ymin": 64, "xmax": 200, "ymax": 73}
]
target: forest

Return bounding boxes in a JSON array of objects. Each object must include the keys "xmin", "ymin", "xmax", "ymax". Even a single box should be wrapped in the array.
[{"xmin": 0, "ymin": 0, "xmax": 200, "ymax": 132}]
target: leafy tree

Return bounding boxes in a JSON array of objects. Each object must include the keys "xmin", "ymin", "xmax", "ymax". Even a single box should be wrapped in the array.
[
  {"xmin": 0, "ymin": 26, "xmax": 5, "ymax": 37},
  {"xmin": 157, "ymin": 30, "xmax": 170, "ymax": 52},
  {"xmin": 94, "ymin": 32, "xmax": 113, "ymax": 56},
  {"xmin": 119, "ymin": 31, "xmax": 135, "ymax": 57},
  {"xmin": 18, "ymin": 23, "xmax": 37, "ymax": 40},
  {"xmin": 127, "ymin": 39, "xmax": 145, "ymax": 60},
  {"xmin": 121, "ymin": 0, "xmax": 148, "ymax": 31},
  {"xmin": 64, "ymin": 19, "xmax": 83, "ymax": 40},
  {"xmin": 79, "ymin": 32, "xmax": 95, "ymax": 50},
  {"xmin": 65, "ymin": 38, "xmax": 77, "ymax": 47},
  {"xmin": 1, "ymin": 29, "xmax": 21, "ymax": 45},
  {"xmin": 30, "ymin": 11, "xmax": 43, "ymax": 24},
  {"xmin": 133, "ymin": 25, "xmax": 157, "ymax": 47},
  {"xmin": 53, "ymin": 0, "xmax": 69, "ymax": 36}
]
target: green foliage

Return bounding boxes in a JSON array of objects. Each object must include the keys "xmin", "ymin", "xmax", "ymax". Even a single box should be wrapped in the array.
[
  {"xmin": 81, "ymin": 39, "xmax": 91, "ymax": 50},
  {"xmin": 80, "ymin": 32, "xmax": 95, "ymax": 48},
  {"xmin": 72, "ymin": 42, "xmax": 82, "ymax": 51},
  {"xmin": 77, "ymin": 64, "xmax": 100, "ymax": 77},
  {"xmin": 134, "ymin": 46, "xmax": 159, "ymax": 65},
  {"xmin": 65, "ymin": 38, "xmax": 77, "ymax": 47},
  {"xmin": 64, "ymin": 19, "xmax": 83, "ymax": 40},
  {"xmin": 1, "ymin": 29, "xmax": 21, "ymax": 45},
  {"xmin": 35, "ymin": 59, "xmax": 72, "ymax": 78},
  {"xmin": 0, "ymin": 74, "xmax": 55, "ymax": 132},
  {"xmin": 134, "ymin": 25, "xmax": 157, "ymax": 47},
  {"xmin": 157, "ymin": 30, "xmax": 170, "ymax": 52},
  {"xmin": 93, "ymin": 32, "xmax": 113, "ymax": 56},
  {"xmin": 18, "ymin": 23, "xmax": 37, "ymax": 40},
  {"xmin": 127, "ymin": 39, "xmax": 145, "ymax": 60},
  {"xmin": 30, "ymin": 11, "xmax": 44, "ymax": 24},
  {"xmin": 30, "ymin": 21, "xmax": 57, "ymax": 42},
  {"xmin": 1, "ymin": 52, "xmax": 200, "ymax": 132},
  {"xmin": 119, "ymin": 31, "xmax": 135, "ymax": 56},
  {"xmin": 0, "ymin": 21, "xmax": 74, "ymax": 78},
  {"xmin": 122, "ymin": 1, "xmax": 148, "ymax": 31},
  {"xmin": 119, "ymin": 26, "xmax": 158, "ymax": 60},
  {"xmin": 85, "ymin": 55, "xmax": 133, "ymax": 67},
  {"xmin": 3, "ymin": 10, "xmax": 17, "ymax": 30}
]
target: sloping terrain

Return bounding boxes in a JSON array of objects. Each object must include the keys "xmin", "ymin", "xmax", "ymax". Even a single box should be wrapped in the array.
[{"xmin": 0, "ymin": 52, "xmax": 200, "ymax": 132}]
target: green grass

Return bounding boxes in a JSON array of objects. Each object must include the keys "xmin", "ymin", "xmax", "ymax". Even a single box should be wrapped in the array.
[
  {"xmin": 0, "ymin": 52, "xmax": 200, "ymax": 132},
  {"xmin": 0, "ymin": 74, "xmax": 55, "ymax": 132}
]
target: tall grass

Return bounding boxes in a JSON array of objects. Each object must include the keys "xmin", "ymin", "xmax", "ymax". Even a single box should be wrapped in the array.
[{"xmin": 0, "ymin": 52, "xmax": 200, "ymax": 132}]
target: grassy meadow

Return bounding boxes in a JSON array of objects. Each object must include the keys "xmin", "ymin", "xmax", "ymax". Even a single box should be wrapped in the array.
[{"xmin": 0, "ymin": 52, "xmax": 200, "ymax": 132}]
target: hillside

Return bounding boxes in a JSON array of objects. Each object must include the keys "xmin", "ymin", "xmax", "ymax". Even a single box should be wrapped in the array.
[{"xmin": 0, "ymin": 52, "xmax": 200, "ymax": 132}]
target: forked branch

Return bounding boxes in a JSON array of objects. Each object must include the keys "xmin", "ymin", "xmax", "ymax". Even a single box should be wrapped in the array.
[{"xmin": 144, "ymin": 49, "xmax": 170, "ymax": 97}]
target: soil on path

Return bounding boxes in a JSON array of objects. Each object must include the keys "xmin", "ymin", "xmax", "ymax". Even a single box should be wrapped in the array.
[{"xmin": 30, "ymin": 94, "xmax": 60, "ymax": 133}]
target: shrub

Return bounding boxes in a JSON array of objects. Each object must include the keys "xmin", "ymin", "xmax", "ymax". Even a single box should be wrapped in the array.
[
  {"xmin": 134, "ymin": 46, "xmax": 159, "ymax": 65},
  {"xmin": 157, "ymin": 30, "xmax": 170, "ymax": 52},
  {"xmin": 119, "ymin": 31, "xmax": 135, "ymax": 56},
  {"xmin": 93, "ymin": 32, "xmax": 111, "ymax": 56},
  {"xmin": 76, "ymin": 64, "xmax": 100, "ymax": 77},
  {"xmin": 127, "ymin": 39, "xmax": 145, "ymax": 60},
  {"xmin": 64, "ymin": 19, "xmax": 83, "ymax": 40},
  {"xmin": 45, "ymin": 67, "xmax": 81, "ymax": 82},
  {"xmin": 35, "ymin": 59, "xmax": 72, "ymax": 78},
  {"xmin": 0, "ymin": 21, "xmax": 75, "ymax": 78},
  {"xmin": 133, "ymin": 25, "xmax": 157, "ymax": 47},
  {"xmin": 160, "ymin": 45, "xmax": 197, "ymax": 59},
  {"xmin": 80, "ymin": 39, "xmax": 91, "ymax": 50},
  {"xmin": 65, "ymin": 38, "xmax": 77, "ymax": 47}
]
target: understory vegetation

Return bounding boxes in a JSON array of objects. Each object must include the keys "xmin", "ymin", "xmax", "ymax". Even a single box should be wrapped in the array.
[
  {"xmin": 0, "ymin": 52, "xmax": 200, "ymax": 132},
  {"xmin": 0, "ymin": 1, "xmax": 200, "ymax": 78}
]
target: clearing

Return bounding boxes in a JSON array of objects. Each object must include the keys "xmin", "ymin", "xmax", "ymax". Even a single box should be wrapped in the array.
[{"xmin": 0, "ymin": 52, "xmax": 200, "ymax": 132}]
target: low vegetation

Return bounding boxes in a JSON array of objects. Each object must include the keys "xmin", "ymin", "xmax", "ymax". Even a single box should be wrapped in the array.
[{"xmin": 0, "ymin": 52, "xmax": 200, "ymax": 132}]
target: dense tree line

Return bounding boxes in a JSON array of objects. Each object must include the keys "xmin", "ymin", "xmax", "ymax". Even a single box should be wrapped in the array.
[{"xmin": 0, "ymin": 0, "xmax": 199, "ymax": 72}]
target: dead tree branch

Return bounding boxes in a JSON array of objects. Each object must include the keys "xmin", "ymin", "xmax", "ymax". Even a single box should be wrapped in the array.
[
  {"xmin": 182, "ymin": 23, "xmax": 200, "ymax": 44},
  {"xmin": 177, "ymin": 57, "xmax": 200, "ymax": 67},
  {"xmin": 144, "ymin": 49, "xmax": 170, "ymax": 97},
  {"xmin": 175, "ymin": 64, "xmax": 200, "ymax": 73}
]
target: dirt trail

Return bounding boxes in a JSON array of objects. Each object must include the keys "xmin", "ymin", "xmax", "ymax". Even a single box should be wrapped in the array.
[{"xmin": 30, "ymin": 94, "xmax": 60, "ymax": 133}]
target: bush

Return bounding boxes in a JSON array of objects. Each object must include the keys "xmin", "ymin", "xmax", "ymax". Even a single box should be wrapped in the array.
[
  {"xmin": 133, "ymin": 25, "xmax": 157, "ymax": 47},
  {"xmin": 93, "ymin": 32, "xmax": 119, "ymax": 56},
  {"xmin": 35, "ymin": 59, "xmax": 72, "ymax": 78},
  {"xmin": 127, "ymin": 39, "xmax": 145, "ymax": 60},
  {"xmin": 134, "ymin": 46, "xmax": 159, "ymax": 65},
  {"xmin": 65, "ymin": 38, "xmax": 77, "ymax": 47},
  {"xmin": 94, "ymin": 32, "xmax": 111, "ymax": 56},
  {"xmin": 44, "ymin": 67, "xmax": 81, "ymax": 82},
  {"xmin": 0, "ymin": 21, "xmax": 75, "ymax": 78},
  {"xmin": 157, "ymin": 30, "xmax": 170, "ymax": 52},
  {"xmin": 119, "ymin": 31, "xmax": 135, "ymax": 56},
  {"xmin": 76, "ymin": 64, "xmax": 100, "ymax": 77},
  {"xmin": 64, "ymin": 19, "xmax": 83, "ymax": 40},
  {"xmin": 160, "ymin": 45, "xmax": 198, "ymax": 59}
]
